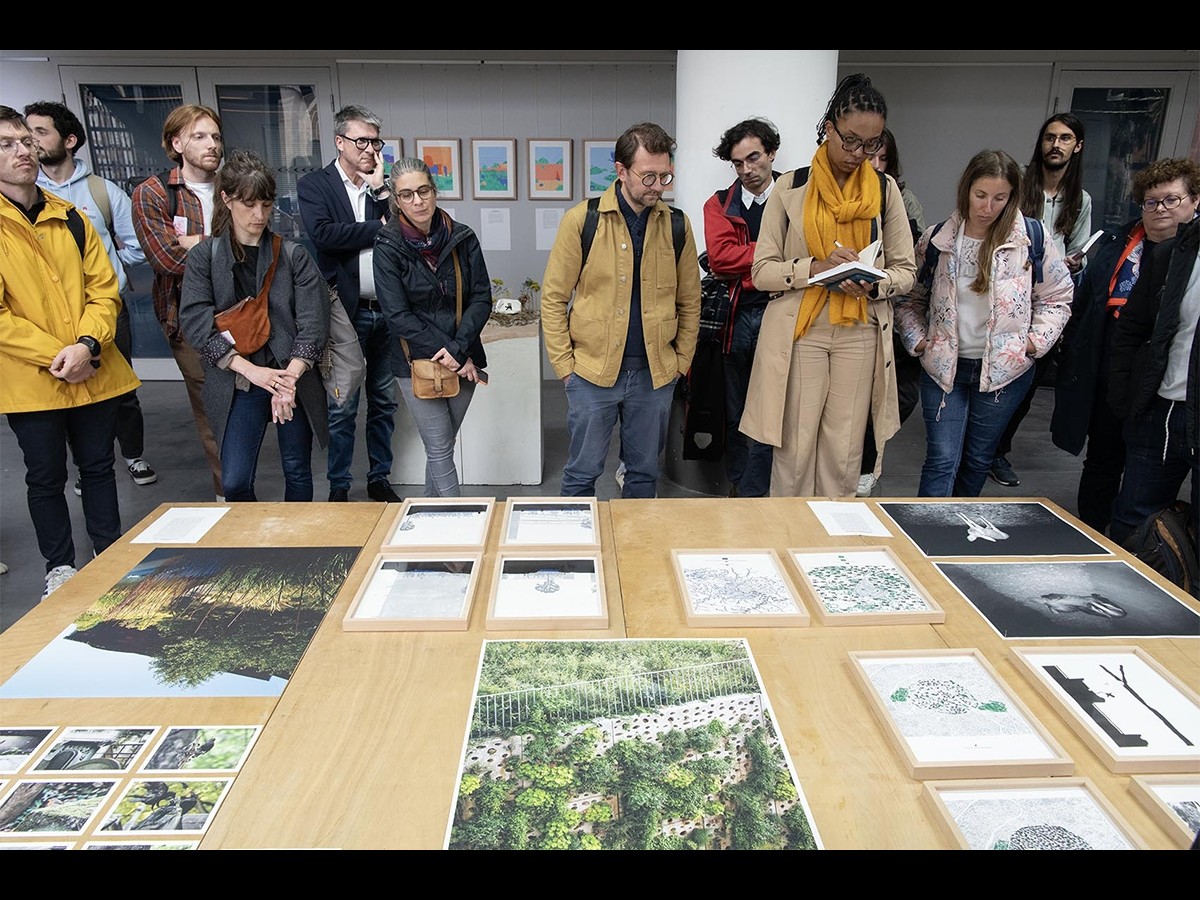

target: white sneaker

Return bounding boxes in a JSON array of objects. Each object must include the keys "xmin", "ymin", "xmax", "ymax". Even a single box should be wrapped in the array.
[
  {"xmin": 615, "ymin": 460, "xmax": 626, "ymax": 491},
  {"xmin": 856, "ymin": 473, "xmax": 878, "ymax": 497},
  {"xmin": 42, "ymin": 564, "xmax": 78, "ymax": 600}
]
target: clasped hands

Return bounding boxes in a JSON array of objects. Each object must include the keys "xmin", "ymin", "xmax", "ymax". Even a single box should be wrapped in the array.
[
  {"xmin": 244, "ymin": 364, "xmax": 298, "ymax": 423},
  {"xmin": 432, "ymin": 347, "xmax": 483, "ymax": 383},
  {"xmin": 49, "ymin": 343, "xmax": 98, "ymax": 383}
]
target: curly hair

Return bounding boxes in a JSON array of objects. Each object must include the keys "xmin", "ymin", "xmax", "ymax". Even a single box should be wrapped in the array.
[
  {"xmin": 1132, "ymin": 157, "xmax": 1200, "ymax": 204},
  {"xmin": 713, "ymin": 117, "xmax": 781, "ymax": 162}
]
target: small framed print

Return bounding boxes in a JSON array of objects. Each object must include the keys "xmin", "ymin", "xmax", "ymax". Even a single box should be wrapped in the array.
[
  {"xmin": 344, "ymin": 552, "xmax": 483, "ymax": 632},
  {"xmin": 788, "ymin": 546, "xmax": 944, "ymax": 626},
  {"xmin": 381, "ymin": 137, "xmax": 404, "ymax": 176},
  {"xmin": 471, "ymin": 138, "xmax": 517, "ymax": 200},
  {"xmin": 671, "ymin": 549, "xmax": 809, "ymax": 628},
  {"xmin": 500, "ymin": 498, "xmax": 599, "ymax": 549},
  {"xmin": 487, "ymin": 552, "xmax": 608, "ymax": 630},
  {"xmin": 415, "ymin": 138, "xmax": 462, "ymax": 200},
  {"xmin": 923, "ymin": 777, "xmax": 1147, "ymax": 850},
  {"xmin": 383, "ymin": 497, "xmax": 495, "ymax": 549},
  {"xmin": 583, "ymin": 139, "xmax": 618, "ymax": 198},
  {"xmin": 1128, "ymin": 774, "xmax": 1200, "ymax": 848},
  {"xmin": 528, "ymin": 138, "xmax": 572, "ymax": 200}
]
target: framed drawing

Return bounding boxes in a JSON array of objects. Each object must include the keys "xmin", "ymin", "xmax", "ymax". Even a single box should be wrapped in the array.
[
  {"xmin": 383, "ymin": 497, "xmax": 495, "ymax": 549},
  {"xmin": 848, "ymin": 648, "xmax": 1073, "ymax": 780},
  {"xmin": 1010, "ymin": 646, "xmax": 1200, "ymax": 773},
  {"xmin": 31, "ymin": 726, "xmax": 159, "ymax": 773},
  {"xmin": 487, "ymin": 552, "xmax": 608, "ymax": 630},
  {"xmin": 471, "ymin": 138, "xmax": 517, "ymax": 200},
  {"xmin": 0, "ymin": 779, "xmax": 119, "ymax": 837},
  {"xmin": 1128, "ymin": 774, "xmax": 1200, "ymax": 849},
  {"xmin": 343, "ymin": 552, "xmax": 483, "ymax": 631},
  {"xmin": 415, "ymin": 138, "xmax": 462, "ymax": 200},
  {"xmin": 583, "ymin": 139, "xmax": 618, "ymax": 198},
  {"xmin": 788, "ymin": 546, "xmax": 944, "ymax": 625},
  {"xmin": 923, "ymin": 777, "xmax": 1147, "ymax": 850},
  {"xmin": 528, "ymin": 138, "xmax": 572, "ymax": 200},
  {"xmin": 380, "ymin": 137, "xmax": 404, "ymax": 176},
  {"xmin": 500, "ymin": 497, "xmax": 600, "ymax": 549},
  {"xmin": 671, "ymin": 549, "xmax": 809, "ymax": 627}
]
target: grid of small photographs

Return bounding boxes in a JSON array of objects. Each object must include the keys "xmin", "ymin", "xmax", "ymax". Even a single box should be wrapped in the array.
[{"xmin": 0, "ymin": 724, "xmax": 260, "ymax": 849}]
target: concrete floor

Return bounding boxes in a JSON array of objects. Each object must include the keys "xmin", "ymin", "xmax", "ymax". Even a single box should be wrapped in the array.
[{"xmin": 1, "ymin": 378, "xmax": 1093, "ymax": 633}]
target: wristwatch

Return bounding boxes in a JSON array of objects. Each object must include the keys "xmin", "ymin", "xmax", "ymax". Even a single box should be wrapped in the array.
[
  {"xmin": 77, "ymin": 335, "xmax": 102, "ymax": 368},
  {"xmin": 370, "ymin": 185, "xmax": 389, "ymax": 200}
]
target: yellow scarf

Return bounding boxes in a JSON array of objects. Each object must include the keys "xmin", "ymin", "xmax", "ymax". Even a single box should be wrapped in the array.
[{"xmin": 795, "ymin": 143, "xmax": 882, "ymax": 339}]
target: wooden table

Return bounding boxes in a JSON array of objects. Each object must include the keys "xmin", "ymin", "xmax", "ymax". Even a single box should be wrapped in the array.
[{"xmin": 1, "ymin": 498, "xmax": 1195, "ymax": 849}]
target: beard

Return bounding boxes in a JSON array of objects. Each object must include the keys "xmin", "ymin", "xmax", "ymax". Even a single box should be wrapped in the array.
[
  {"xmin": 36, "ymin": 143, "xmax": 69, "ymax": 166},
  {"xmin": 1042, "ymin": 152, "xmax": 1070, "ymax": 173}
]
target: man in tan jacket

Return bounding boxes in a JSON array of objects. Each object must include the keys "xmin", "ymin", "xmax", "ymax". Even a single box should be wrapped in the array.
[{"xmin": 541, "ymin": 122, "xmax": 701, "ymax": 498}]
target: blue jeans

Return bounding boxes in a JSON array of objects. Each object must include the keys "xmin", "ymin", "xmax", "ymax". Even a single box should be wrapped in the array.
[
  {"xmin": 1110, "ymin": 396, "xmax": 1198, "ymax": 545},
  {"xmin": 918, "ymin": 360, "xmax": 1035, "ymax": 497},
  {"xmin": 397, "ymin": 377, "xmax": 476, "ymax": 497},
  {"xmin": 6, "ymin": 397, "xmax": 121, "ymax": 571},
  {"xmin": 723, "ymin": 305, "xmax": 773, "ymax": 497},
  {"xmin": 221, "ymin": 386, "xmax": 315, "ymax": 502},
  {"xmin": 562, "ymin": 368, "xmax": 675, "ymax": 499},
  {"xmin": 326, "ymin": 304, "xmax": 398, "ymax": 490}
]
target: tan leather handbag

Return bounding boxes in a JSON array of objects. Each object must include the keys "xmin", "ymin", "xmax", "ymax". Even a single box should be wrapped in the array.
[
  {"xmin": 214, "ymin": 234, "xmax": 281, "ymax": 354},
  {"xmin": 403, "ymin": 248, "xmax": 463, "ymax": 400}
]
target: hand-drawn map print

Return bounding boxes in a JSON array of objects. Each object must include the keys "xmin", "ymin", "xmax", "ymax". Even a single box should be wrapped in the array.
[
  {"xmin": 934, "ymin": 783, "xmax": 1135, "ymax": 849},
  {"xmin": 678, "ymin": 552, "xmax": 802, "ymax": 617}
]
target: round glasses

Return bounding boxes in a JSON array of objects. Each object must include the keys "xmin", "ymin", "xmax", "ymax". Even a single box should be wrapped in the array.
[
  {"xmin": 1140, "ymin": 195, "xmax": 1188, "ymax": 212},
  {"xmin": 0, "ymin": 137, "xmax": 37, "ymax": 155},
  {"xmin": 396, "ymin": 185, "xmax": 434, "ymax": 203},
  {"xmin": 830, "ymin": 122, "xmax": 884, "ymax": 156},
  {"xmin": 630, "ymin": 169, "xmax": 674, "ymax": 187},
  {"xmin": 339, "ymin": 134, "xmax": 384, "ymax": 151}
]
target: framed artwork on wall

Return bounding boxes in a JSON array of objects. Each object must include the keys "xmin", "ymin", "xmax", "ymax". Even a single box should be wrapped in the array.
[
  {"xmin": 380, "ymin": 138, "xmax": 404, "ymax": 176},
  {"xmin": 343, "ymin": 552, "xmax": 483, "ymax": 632},
  {"xmin": 527, "ymin": 138, "xmax": 572, "ymax": 200},
  {"xmin": 583, "ymin": 139, "xmax": 618, "ymax": 198},
  {"xmin": 788, "ymin": 546, "xmax": 944, "ymax": 626},
  {"xmin": 1128, "ymin": 774, "xmax": 1200, "ymax": 848},
  {"xmin": 671, "ymin": 549, "xmax": 809, "ymax": 628},
  {"xmin": 415, "ymin": 138, "xmax": 462, "ymax": 200},
  {"xmin": 471, "ymin": 138, "xmax": 517, "ymax": 200},
  {"xmin": 383, "ymin": 497, "xmax": 496, "ymax": 550}
]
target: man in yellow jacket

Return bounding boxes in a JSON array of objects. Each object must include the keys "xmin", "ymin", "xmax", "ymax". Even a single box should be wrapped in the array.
[
  {"xmin": 0, "ymin": 106, "xmax": 140, "ymax": 600},
  {"xmin": 541, "ymin": 122, "xmax": 701, "ymax": 498}
]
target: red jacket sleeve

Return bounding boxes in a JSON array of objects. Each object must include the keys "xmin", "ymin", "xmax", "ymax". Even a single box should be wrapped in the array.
[{"xmin": 703, "ymin": 190, "xmax": 755, "ymax": 290}]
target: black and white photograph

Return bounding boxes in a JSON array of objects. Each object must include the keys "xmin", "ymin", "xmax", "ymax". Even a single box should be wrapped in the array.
[
  {"xmin": 879, "ymin": 501, "xmax": 1110, "ymax": 558},
  {"xmin": 937, "ymin": 560, "xmax": 1200, "ymax": 639},
  {"xmin": 0, "ymin": 729, "xmax": 56, "ymax": 774}
]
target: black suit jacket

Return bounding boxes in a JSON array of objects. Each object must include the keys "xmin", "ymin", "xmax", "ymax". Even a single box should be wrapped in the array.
[{"xmin": 297, "ymin": 160, "xmax": 389, "ymax": 317}]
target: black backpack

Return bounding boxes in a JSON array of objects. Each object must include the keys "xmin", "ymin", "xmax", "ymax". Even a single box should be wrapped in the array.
[
  {"xmin": 578, "ymin": 195, "xmax": 686, "ymax": 269},
  {"xmin": 1122, "ymin": 501, "xmax": 1199, "ymax": 598}
]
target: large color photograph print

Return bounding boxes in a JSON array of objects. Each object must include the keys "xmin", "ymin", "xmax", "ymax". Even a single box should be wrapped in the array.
[{"xmin": 0, "ymin": 547, "xmax": 358, "ymax": 698}]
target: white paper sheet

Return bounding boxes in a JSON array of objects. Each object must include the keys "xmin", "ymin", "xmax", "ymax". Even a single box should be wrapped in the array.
[
  {"xmin": 807, "ymin": 501, "xmax": 891, "ymax": 537},
  {"xmin": 479, "ymin": 208, "xmax": 511, "ymax": 251},
  {"xmin": 535, "ymin": 207, "xmax": 565, "ymax": 250},
  {"xmin": 131, "ymin": 507, "xmax": 230, "ymax": 544}
]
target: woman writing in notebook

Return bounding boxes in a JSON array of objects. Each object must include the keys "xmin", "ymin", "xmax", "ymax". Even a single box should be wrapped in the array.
[{"xmin": 741, "ymin": 73, "xmax": 917, "ymax": 498}]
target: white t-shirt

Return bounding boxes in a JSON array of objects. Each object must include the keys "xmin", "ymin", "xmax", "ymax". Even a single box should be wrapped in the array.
[
  {"xmin": 955, "ymin": 231, "xmax": 989, "ymax": 358},
  {"xmin": 186, "ymin": 180, "xmax": 216, "ymax": 236}
]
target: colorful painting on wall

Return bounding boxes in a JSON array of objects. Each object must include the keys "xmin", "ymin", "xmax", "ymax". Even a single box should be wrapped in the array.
[
  {"xmin": 584, "ymin": 140, "xmax": 618, "ymax": 198},
  {"xmin": 528, "ymin": 138, "xmax": 572, "ymax": 200},
  {"xmin": 415, "ymin": 138, "xmax": 462, "ymax": 200},
  {"xmin": 472, "ymin": 138, "xmax": 517, "ymax": 200}
]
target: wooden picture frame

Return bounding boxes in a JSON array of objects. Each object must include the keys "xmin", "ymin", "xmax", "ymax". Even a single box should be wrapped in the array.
[
  {"xmin": 471, "ymin": 138, "xmax": 517, "ymax": 200},
  {"xmin": 583, "ymin": 139, "xmax": 618, "ymax": 198},
  {"xmin": 415, "ymin": 138, "xmax": 462, "ymax": 200},
  {"xmin": 500, "ymin": 497, "xmax": 600, "ymax": 549},
  {"xmin": 1128, "ymin": 774, "xmax": 1200, "ymax": 849},
  {"xmin": 670, "ymin": 549, "xmax": 809, "ymax": 628},
  {"xmin": 848, "ymin": 648, "xmax": 1074, "ymax": 780},
  {"xmin": 486, "ymin": 551, "xmax": 608, "ymax": 630},
  {"xmin": 788, "ymin": 546, "xmax": 944, "ymax": 626},
  {"xmin": 383, "ymin": 497, "xmax": 496, "ymax": 550},
  {"xmin": 380, "ymin": 137, "xmax": 404, "ymax": 176},
  {"xmin": 343, "ymin": 552, "xmax": 483, "ymax": 632},
  {"xmin": 923, "ymin": 777, "xmax": 1148, "ymax": 850},
  {"xmin": 1009, "ymin": 645, "xmax": 1200, "ymax": 773},
  {"xmin": 527, "ymin": 138, "xmax": 572, "ymax": 200}
]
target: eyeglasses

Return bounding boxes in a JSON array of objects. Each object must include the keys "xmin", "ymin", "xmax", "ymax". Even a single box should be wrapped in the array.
[
  {"xmin": 629, "ymin": 168, "xmax": 674, "ymax": 187},
  {"xmin": 1140, "ymin": 194, "xmax": 1189, "ymax": 212},
  {"xmin": 830, "ymin": 122, "xmax": 884, "ymax": 156},
  {"xmin": 0, "ymin": 137, "xmax": 37, "ymax": 155},
  {"xmin": 396, "ymin": 185, "xmax": 434, "ymax": 203},
  {"xmin": 1042, "ymin": 133, "xmax": 1078, "ymax": 146},
  {"xmin": 731, "ymin": 151, "xmax": 764, "ymax": 171},
  {"xmin": 339, "ymin": 134, "xmax": 385, "ymax": 151}
]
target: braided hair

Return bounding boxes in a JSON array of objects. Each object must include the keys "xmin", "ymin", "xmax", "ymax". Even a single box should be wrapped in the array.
[{"xmin": 816, "ymin": 74, "xmax": 888, "ymax": 146}]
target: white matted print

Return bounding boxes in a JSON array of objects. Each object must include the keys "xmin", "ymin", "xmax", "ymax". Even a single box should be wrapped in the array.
[
  {"xmin": 923, "ymin": 778, "xmax": 1146, "ymax": 850},
  {"xmin": 671, "ymin": 549, "xmax": 809, "ymax": 627},
  {"xmin": 1128, "ymin": 774, "xmax": 1200, "ymax": 848},
  {"xmin": 848, "ymin": 649, "xmax": 1073, "ymax": 780},
  {"xmin": 102, "ymin": 778, "xmax": 232, "ymax": 836},
  {"xmin": 384, "ymin": 497, "xmax": 495, "ymax": 549},
  {"xmin": 878, "ymin": 501, "xmax": 1110, "ymax": 558},
  {"xmin": 501, "ymin": 498, "xmax": 599, "ymax": 548},
  {"xmin": 141, "ymin": 726, "xmax": 261, "ymax": 773},
  {"xmin": 789, "ymin": 547, "xmax": 944, "ymax": 625},
  {"xmin": 487, "ymin": 553, "xmax": 608, "ymax": 630},
  {"xmin": 936, "ymin": 559, "xmax": 1200, "ymax": 639},
  {"xmin": 344, "ymin": 553, "xmax": 482, "ymax": 631},
  {"xmin": 1010, "ymin": 646, "xmax": 1200, "ymax": 773},
  {"xmin": 83, "ymin": 839, "xmax": 199, "ymax": 850},
  {"xmin": 0, "ymin": 779, "xmax": 119, "ymax": 837},
  {"xmin": 0, "ymin": 728, "xmax": 57, "ymax": 774},
  {"xmin": 32, "ymin": 727, "xmax": 158, "ymax": 773}
]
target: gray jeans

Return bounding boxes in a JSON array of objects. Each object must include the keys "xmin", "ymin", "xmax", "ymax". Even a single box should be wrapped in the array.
[{"xmin": 397, "ymin": 377, "xmax": 476, "ymax": 496}]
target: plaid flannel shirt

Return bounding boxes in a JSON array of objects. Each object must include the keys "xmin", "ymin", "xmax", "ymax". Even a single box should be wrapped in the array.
[{"xmin": 130, "ymin": 167, "xmax": 206, "ymax": 339}]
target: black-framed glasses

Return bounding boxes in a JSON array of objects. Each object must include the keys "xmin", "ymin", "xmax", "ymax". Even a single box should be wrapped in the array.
[
  {"xmin": 731, "ymin": 151, "xmax": 765, "ymax": 171},
  {"xmin": 830, "ymin": 121, "xmax": 884, "ymax": 156},
  {"xmin": 629, "ymin": 168, "xmax": 674, "ymax": 187},
  {"xmin": 338, "ymin": 134, "xmax": 384, "ymax": 151},
  {"xmin": 1140, "ymin": 194, "xmax": 1188, "ymax": 212},
  {"xmin": 396, "ymin": 185, "xmax": 434, "ymax": 203}
]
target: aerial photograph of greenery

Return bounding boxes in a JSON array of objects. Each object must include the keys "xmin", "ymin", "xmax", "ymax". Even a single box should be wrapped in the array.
[{"xmin": 448, "ymin": 638, "xmax": 821, "ymax": 850}]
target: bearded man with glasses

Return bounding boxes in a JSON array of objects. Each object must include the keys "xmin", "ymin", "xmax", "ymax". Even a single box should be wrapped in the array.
[{"xmin": 298, "ymin": 104, "xmax": 401, "ymax": 503}]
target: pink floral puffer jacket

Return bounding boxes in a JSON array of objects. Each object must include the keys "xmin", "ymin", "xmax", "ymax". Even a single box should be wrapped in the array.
[{"xmin": 894, "ymin": 210, "xmax": 1073, "ymax": 394}]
